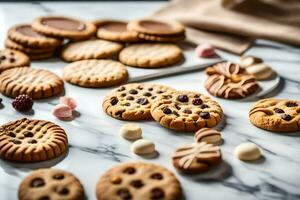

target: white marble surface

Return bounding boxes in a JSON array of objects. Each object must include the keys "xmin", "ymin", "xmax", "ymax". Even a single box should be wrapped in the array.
[{"xmin": 0, "ymin": 1, "xmax": 300, "ymax": 200}]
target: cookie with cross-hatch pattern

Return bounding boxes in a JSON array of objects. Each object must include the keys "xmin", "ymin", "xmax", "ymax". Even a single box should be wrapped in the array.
[
  {"xmin": 119, "ymin": 43, "xmax": 183, "ymax": 68},
  {"xmin": 150, "ymin": 90, "xmax": 223, "ymax": 132},
  {"xmin": 0, "ymin": 67, "xmax": 64, "ymax": 99},
  {"xmin": 96, "ymin": 162, "xmax": 183, "ymax": 200},
  {"xmin": 249, "ymin": 98, "xmax": 300, "ymax": 132},
  {"xmin": 0, "ymin": 118, "xmax": 68, "ymax": 162},
  {"xmin": 63, "ymin": 59, "xmax": 128, "ymax": 88},
  {"xmin": 102, "ymin": 83, "xmax": 174, "ymax": 121},
  {"xmin": 18, "ymin": 168, "xmax": 84, "ymax": 200},
  {"xmin": 60, "ymin": 39, "xmax": 123, "ymax": 62}
]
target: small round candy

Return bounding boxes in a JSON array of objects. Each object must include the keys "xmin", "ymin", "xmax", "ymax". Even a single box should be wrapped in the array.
[
  {"xmin": 234, "ymin": 142, "xmax": 261, "ymax": 161},
  {"xmin": 131, "ymin": 139, "xmax": 155, "ymax": 155},
  {"xmin": 120, "ymin": 124, "xmax": 142, "ymax": 140}
]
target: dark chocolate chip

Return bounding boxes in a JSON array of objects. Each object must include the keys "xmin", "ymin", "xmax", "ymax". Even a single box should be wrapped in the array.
[
  {"xmin": 129, "ymin": 89, "xmax": 138, "ymax": 94},
  {"xmin": 125, "ymin": 103, "xmax": 131, "ymax": 106},
  {"xmin": 286, "ymin": 102, "xmax": 298, "ymax": 107},
  {"xmin": 143, "ymin": 92, "xmax": 152, "ymax": 97},
  {"xmin": 201, "ymin": 104, "xmax": 210, "ymax": 109},
  {"xmin": 11, "ymin": 139, "xmax": 21, "ymax": 144},
  {"xmin": 148, "ymin": 88, "xmax": 153, "ymax": 91},
  {"xmin": 150, "ymin": 173, "xmax": 163, "ymax": 180},
  {"xmin": 183, "ymin": 109, "xmax": 192, "ymax": 114},
  {"xmin": 24, "ymin": 131, "xmax": 34, "ymax": 137},
  {"xmin": 110, "ymin": 97, "xmax": 119, "ymax": 105},
  {"xmin": 156, "ymin": 91, "xmax": 163, "ymax": 94},
  {"xmin": 163, "ymin": 107, "xmax": 172, "ymax": 114},
  {"xmin": 192, "ymin": 98, "xmax": 203, "ymax": 105},
  {"xmin": 200, "ymin": 112, "xmax": 210, "ymax": 119},
  {"xmin": 274, "ymin": 108, "xmax": 284, "ymax": 113},
  {"xmin": 173, "ymin": 111, "xmax": 180, "ymax": 116},
  {"xmin": 175, "ymin": 104, "xmax": 181, "ymax": 110},
  {"xmin": 0, "ymin": 55, "xmax": 6, "ymax": 60},
  {"xmin": 116, "ymin": 110, "xmax": 124, "ymax": 117},
  {"xmin": 121, "ymin": 93, "xmax": 126, "ymax": 97},
  {"xmin": 194, "ymin": 94, "xmax": 200, "ymax": 98},
  {"xmin": 118, "ymin": 86, "xmax": 126, "ymax": 92},
  {"xmin": 137, "ymin": 86, "xmax": 143, "ymax": 90},
  {"xmin": 130, "ymin": 180, "xmax": 144, "ymax": 188},
  {"xmin": 53, "ymin": 174, "xmax": 64, "ymax": 180},
  {"xmin": 136, "ymin": 98, "xmax": 148, "ymax": 105},
  {"xmin": 177, "ymin": 95, "xmax": 188, "ymax": 102},
  {"xmin": 126, "ymin": 96, "xmax": 134, "ymax": 100},
  {"xmin": 123, "ymin": 167, "xmax": 136, "ymax": 174},
  {"xmin": 117, "ymin": 188, "xmax": 132, "ymax": 200},
  {"xmin": 9, "ymin": 57, "xmax": 15, "ymax": 63},
  {"xmin": 151, "ymin": 96, "xmax": 157, "ymax": 100},
  {"xmin": 31, "ymin": 178, "xmax": 45, "ymax": 187},
  {"xmin": 28, "ymin": 139, "xmax": 37, "ymax": 144},
  {"xmin": 56, "ymin": 187, "xmax": 69, "ymax": 195},
  {"xmin": 151, "ymin": 188, "xmax": 165, "ymax": 199},
  {"xmin": 281, "ymin": 114, "xmax": 292, "ymax": 121},
  {"xmin": 39, "ymin": 196, "xmax": 50, "ymax": 200},
  {"xmin": 7, "ymin": 131, "xmax": 16, "ymax": 137}
]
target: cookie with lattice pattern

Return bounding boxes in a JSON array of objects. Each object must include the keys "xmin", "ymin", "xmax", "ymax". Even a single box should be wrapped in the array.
[
  {"xmin": 0, "ymin": 118, "xmax": 68, "ymax": 162},
  {"xmin": 63, "ymin": 59, "xmax": 128, "ymax": 88},
  {"xmin": 18, "ymin": 168, "xmax": 84, "ymax": 200},
  {"xmin": 0, "ymin": 67, "xmax": 64, "ymax": 99},
  {"xmin": 249, "ymin": 98, "xmax": 300, "ymax": 132},
  {"xmin": 102, "ymin": 83, "xmax": 174, "ymax": 120},
  {"xmin": 150, "ymin": 91, "xmax": 223, "ymax": 132},
  {"xmin": 96, "ymin": 162, "xmax": 183, "ymax": 200}
]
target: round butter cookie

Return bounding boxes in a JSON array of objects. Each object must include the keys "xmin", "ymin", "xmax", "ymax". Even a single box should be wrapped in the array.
[{"xmin": 0, "ymin": 49, "xmax": 30, "ymax": 72}]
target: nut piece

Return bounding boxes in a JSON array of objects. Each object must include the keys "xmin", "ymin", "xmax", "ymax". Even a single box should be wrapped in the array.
[
  {"xmin": 240, "ymin": 55, "xmax": 263, "ymax": 68},
  {"xmin": 131, "ymin": 139, "xmax": 155, "ymax": 155},
  {"xmin": 234, "ymin": 142, "xmax": 261, "ymax": 161},
  {"xmin": 246, "ymin": 63, "xmax": 274, "ymax": 80},
  {"xmin": 120, "ymin": 124, "xmax": 142, "ymax": 140}
]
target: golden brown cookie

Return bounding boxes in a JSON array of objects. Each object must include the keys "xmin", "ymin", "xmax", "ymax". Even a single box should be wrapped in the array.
[
  {"xmin": 8, "ymin": 24, "xmax": 62, "ymax": 48},
  {"xmin": 151, "ymin": 91, "xmax": 223, "ymax": 132},
  {"xmin": 0, "ymin": 67, "xmax": 64, "ymax": 99},
  {"xmin": 27, "ymin": 51, "xmax": 55, "ymax": 60},
  {"xmin": 32, "ymin": 16, "xmax": 96, "ymax": 40},
  {"xmin": 102, "ymin": 83, "xmax": 174, "ymax": 121},
  {"xmin": 0, "ymin": 49, "xmax": 30, "ymax": 72},
  {"xmin": 119, "ymin": 43, "xmax": 183, "ymax": 68},
  {"xmin": 172, "ymin": 142, "xmax": 222, "ymax": 174},
  {"xmin": 96, "ymin": 162, "xmax": 183, "ymax": 200},
  {"xmin": 249, "ymin": 98, "xmax": 300, "ymax": 132},
  {"xmin": 205, "ymin": 62, "xmax": 259, "ymax": 99},
  {"xmin": 60, "ymin": 39, "xmax": 123, "ymax": 62},
  {"xmin": 194, "ymin": 128, "xmax": 222, "ymax": 145},
  {"xmin": 63, "ymin": 59, "xmax": 128, "ymax": 88},
  {"xmin": 0, "ymin": 118, "xmax": 68, "ymax": 162},
  {"xmin": 94, "ymin": 19, "xmax": 139, "ymax": 42},
  {"xmin": 18, "ymin": 168, "xmax": 84, "ymax": 200}
]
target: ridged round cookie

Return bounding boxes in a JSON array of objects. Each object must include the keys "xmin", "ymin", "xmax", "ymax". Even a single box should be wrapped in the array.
[
  {"xmin": 96, "ymin": 162, "xmax": 183, "ymax": 200},
  {"xmin": 205, "ymin": 62, "xmax": 259, "ymax": 99},
  {"xmin": 0, "ymin": 49, "xmax": 30, "ymax": 72},
  {"xmin": 60, "ymin": 39, "xmax": 123, "ymax": 62},
  {"xmin": 0, "ymin": 118, "xmax": 68, "ymax": 162},
  {"xmin": 150, "ymin": 90, "xmax": 224, "ymax": 132},
  {"xmin": 5, "ymin": 38, "xmax": 56, "ymax": 54},
  {"xmin": 127, "ymin": 19, "xmax": 185, "ymax": 36},
  {"xmin": 8, "ymin": 24, "xmax": 62, "ymax": 48},
  {"xmin": 63, "ymin": 59, "xmax": 128, "ymax": 88},
  {"xmin": 0, "ymin": 67, "xmax": 64, "ymax": 99},
  {"xmin": 102, "ymin": 83, "xmax": 174, "ymax": 120},
  {"xmin": 94, "ymin": 19, "xmax": 139, "ymax": 42},
  {"xmin": 249, "ymin": 98, "xmax": 300, "ymax": 132},
  {"xmin": 172, "ymin": 142, "xmax": 222, "ymax": 173},
  {"xmin": 119, "ymin": 43, "xmax": 183, "ymax": 68},
  {"xmin": 19, "ymin": 168, "xmax": 84, "ymax": 200},
  {"xmin": 32, "ymin": 16, "xmax": 96, "ymax": 40}
]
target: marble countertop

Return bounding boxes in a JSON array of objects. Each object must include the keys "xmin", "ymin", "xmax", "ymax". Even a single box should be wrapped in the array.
[{"xmin": 0, "ymin": 1, "xmax": 300, "ymax": 200}]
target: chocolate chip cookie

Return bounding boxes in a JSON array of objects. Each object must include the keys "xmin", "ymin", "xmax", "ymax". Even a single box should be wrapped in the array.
[
  {"xmin": 205, "ymin": 62, "xmax": 259, "ymax": 99},
  {"xmin": 0, "ymin": 49, "xmax": 30, "ymax": 72},
  {"xmin": 0, "ymin": 67, "xmax": 64, "ymax": 99},
  {"xmin": 18, "ymin": 168, "xmax": 84, "ymax": 200},
  {"xmin": 249, "ymin": 98, "xmax": 300, "ymax": 132},
  {"xmin": 0, "ymin": 118, "xmax": 68, "ymax": 162},
  {"xmin": 102, "ymin": 83, "xmax": 174, "ymax": 120},
  {"xmin": 150, "ymin": 91, "xmax": 223, "ymax": 132},
  {"xmin": 96, "ymin": 162, "xmax": 183, "ymax": 200}
]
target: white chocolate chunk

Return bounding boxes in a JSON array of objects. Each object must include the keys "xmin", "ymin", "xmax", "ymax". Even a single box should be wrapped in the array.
[
  {"xmin": 120, "ymin": 124, "xmax": 142, "ymax": 140},
  {"xmin": 234, "ymin": 143, "xmax": 261, "ymax": 161},
  {"xmin": 240, "ymin": 55, "xmax": 263, "ymax": 68},
  {"xmin": 131, "ymin": 139, "xmax": 155, "ymax": 155},
  {"xmin": 246, "ymin": 63, "xmax": 273, "ymax": 80}
]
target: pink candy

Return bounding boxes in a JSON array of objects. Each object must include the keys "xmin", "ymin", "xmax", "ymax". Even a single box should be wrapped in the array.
[
  {"xmin": 195, "ymin": 43, "xmax": 217, "ymax": 58},
  {"xmin": 52, "ymin": 96, "xmax": 77, "ymax": 120}
]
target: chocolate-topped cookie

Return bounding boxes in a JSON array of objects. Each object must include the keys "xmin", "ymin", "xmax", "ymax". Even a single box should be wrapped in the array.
[
  {"xmin": 18, "ymin": 168, "xmax": 84, "ymax": 200},
  {"xmin": 150, "ymin": 91, "xmax": 223, "ymax": 132},
  {"xmin": 94, "ymin": 19, "xmax": 139, "ymax": 42},
  {"xmin": 0, "ymin": 49, "xmax": 30, "ymax": 72},
  {"xmin": 249, "ymin": 98, "xmax": 300, "ymax": 132},
  {"xmin": 32, "ymin": 16, "xmax": 96, "ymax": 40},
  {"xmin": 96, "ymin": 162, "xmax": 183, "ymax": 200},
  {"xmin": 205, "ymin": 62, "xmax": 259, "ymax": 99},
  {"xmin": 102, "ymin": 83, "xmax": 174, "ymax": 120}
]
